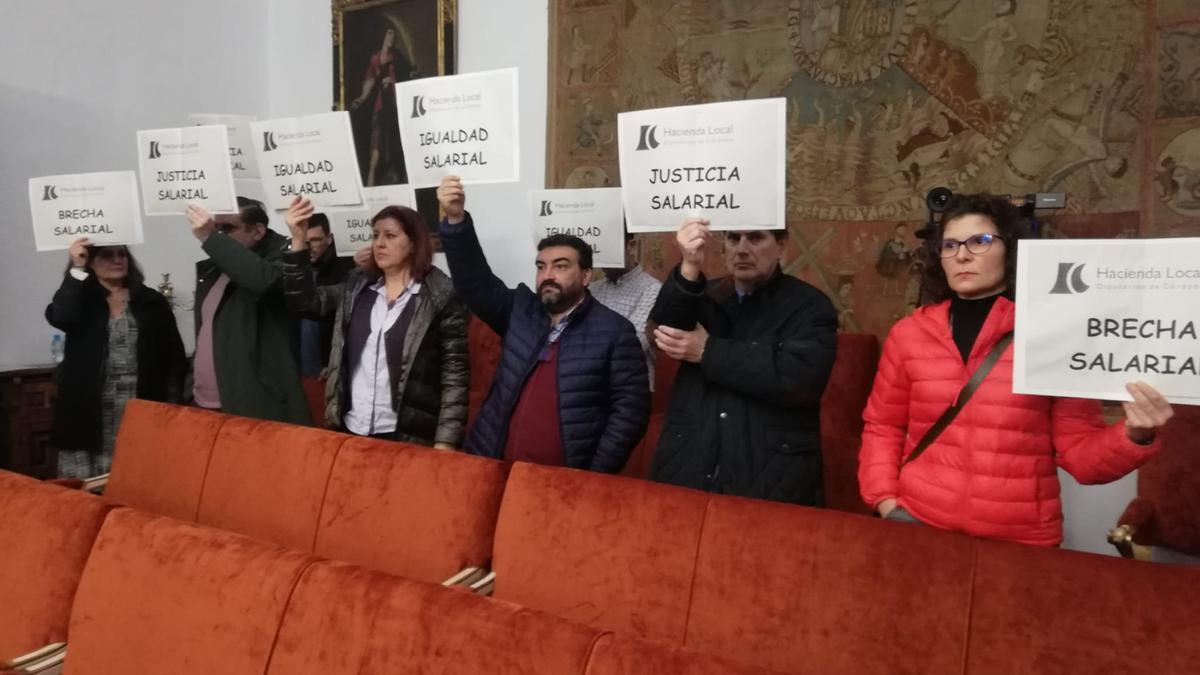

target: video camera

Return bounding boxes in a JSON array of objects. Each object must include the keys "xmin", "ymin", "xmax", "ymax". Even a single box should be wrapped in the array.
[{"xmin": 914, "ymin": 187, "xmax": 1065, "ymax": 240}]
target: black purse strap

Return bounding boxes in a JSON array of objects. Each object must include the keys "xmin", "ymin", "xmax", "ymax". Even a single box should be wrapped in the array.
[{"xmin": 900, "ymin": 331, "xmax": 1014, "ymax": 470}]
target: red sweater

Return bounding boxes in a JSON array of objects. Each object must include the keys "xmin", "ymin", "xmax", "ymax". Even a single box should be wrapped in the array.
[
  {"xmin": 859, "ymin": 297, "xmax": 1159, "ymax": 546},
  {"xmin": 503, "ymin": 342, "xmax": 565, "ymax": 466}
]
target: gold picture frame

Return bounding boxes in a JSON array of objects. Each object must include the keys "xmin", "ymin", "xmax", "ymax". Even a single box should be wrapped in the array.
[{"xmin": 332, "ymin": 0, "xmax": 457, "ymax": 188}]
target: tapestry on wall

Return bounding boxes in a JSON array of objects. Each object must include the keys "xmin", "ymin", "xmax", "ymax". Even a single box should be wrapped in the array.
[{"xmin": 548, "ymin": 0, "xmax": 1198, "ymax": 337}]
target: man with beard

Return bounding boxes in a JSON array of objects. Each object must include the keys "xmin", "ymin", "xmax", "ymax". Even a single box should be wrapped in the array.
[{"xmin": 436, "ymin": 175, "xmax": 649, "ymax": 472}]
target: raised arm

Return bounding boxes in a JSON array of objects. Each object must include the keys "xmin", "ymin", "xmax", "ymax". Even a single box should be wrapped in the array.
[
  {"xmin": 188, "ymin": 204, "xmax": 283, "ymax": 298},
  {"xmin": 279, "ymin": 197, "xmax": 343, "ymax": 319},
  {"xmin": 649, "ymin": 218, "xmax": 711, "ymax": 330},
  {"xmin": 1053, "ymin": 382, "xmax": 1170, "ymax": 484},
  {"xmin": 435, "ymin": 175, "xmax": 516, "ymax": 335},
  {"xmin": 45, "ymin": 238, "xmax": 93, "ymax": 330}
]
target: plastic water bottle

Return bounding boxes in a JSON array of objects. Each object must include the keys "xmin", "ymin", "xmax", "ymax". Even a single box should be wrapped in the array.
[{"xmin": 50, "ymin": 333, "xmax": 65, "ymax": 364}]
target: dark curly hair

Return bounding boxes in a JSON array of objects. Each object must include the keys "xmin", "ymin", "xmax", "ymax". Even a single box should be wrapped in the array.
[{"xmin": 921, "ymin": 193, "xmax": 1030, "ymax": 303}]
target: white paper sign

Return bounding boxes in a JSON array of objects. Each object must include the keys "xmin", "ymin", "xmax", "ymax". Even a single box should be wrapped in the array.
[
  {"xmin": 1014, "ymin": 238, "xmax": 1200, "ymax": 404},
  {"xmin": 250, "ymin": 111, "xmax": 365, "ymax": 211},
  {"xmin": 395, "ymin": 68, "xmax": 520, "ymax": 188},
  {"xmin": 136, "ymin": 125, "xmax": 237, "ymax": 215},
  {"xmin": 529, "ymin": 188, "xmax": 625, "ymax": 268},
  {"xmin": 234, "ymin": 178, "xmax": 270, "ymax": 210},
  {"xmin": 28, "ymin": 171, "xmax": 144, "ymax": 252},
  {"xmin": 324, "ymin": 184, "xmax": 416, "ymax": 256},
  {"xmin": 617, "ymin": 98, "xmax": 786, "ymax": 233},
  {"xmin": 189, "ymin": 113, "xmax": 260, "ymax": 179}
]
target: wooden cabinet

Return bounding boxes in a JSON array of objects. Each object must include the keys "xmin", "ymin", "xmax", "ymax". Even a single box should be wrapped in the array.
[{"xmin": 0, "ymin": 365, "xmax": 58, "ymax": 478}]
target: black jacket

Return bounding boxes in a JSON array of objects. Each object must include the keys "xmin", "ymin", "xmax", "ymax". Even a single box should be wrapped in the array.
[
  {"xmin": 649, "ymin": 265, "xmax": 837, "ymax": 506},
  {"xmin": 281, "ymin": 253, "xmax": 470, "ymax": 447},
  {"xmin": 439, "ymin": 213, "xmax": 649, "ymax": 472},
  {"xmin": 309, "ymin": 246, "xmax": 354, "ymax": 368},
  {"xmin": 45, "ymin": 274, "xmax": 187, "ymax": 452},
  {"xmin": 193, "ymin": 229, "xmax": 310, "ymax": 424}
]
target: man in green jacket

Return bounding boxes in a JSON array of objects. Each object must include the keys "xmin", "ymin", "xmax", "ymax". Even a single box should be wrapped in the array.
[{"xmin": 187, "ymin": 198, "xmax": 311, "ymax": 425}]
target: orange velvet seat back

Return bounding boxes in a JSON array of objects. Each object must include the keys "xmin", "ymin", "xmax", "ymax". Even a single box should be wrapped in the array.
[
  {"xmin": 686, "ymin": 496, "xmax": 975, "ymax": 675},
  {"xmin": 64, "ymin": 508, "xmax": 310, "ymax": 675},
  {"xmin": 820, "ymin": 333, "xmax": 879, "ymax": 515},
  {"xmin": 966, "ymin": 540, "xmax": 1200, "ymax": 675},
  {"xmin": 267, "ymin": 560, "xmax": 600, "ymax": 674},
  {"xmin": 587, "ymin": 632, "xmax": 785, "ymax": 675},
  {"xmin": 491, "ymin": 463, "xmax": 710, "ymax": 643},
  {"xmin": 196, "ymin": 415, "xmax": 349, "ymax": 551},
  {"xmin": 107, "ymin": 400, "xmax": 228, "ymax": 520},
  {"xmin": 313, "ymin": 437, "xmax": 510, "ymax": 583},
  {"xmin": 0, "ymin": 471, "xmax": 114, "ymax": 659}
]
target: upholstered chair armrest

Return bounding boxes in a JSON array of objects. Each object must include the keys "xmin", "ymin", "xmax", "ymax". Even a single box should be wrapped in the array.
[
  {"xmin": 442, "ymin": 566, "xmax": 488, "ymax": 587},
  {"xmin": 1108, "ymin": 498, "xmax": 1157, "ymax": 557},
  {"xmin": 43, "ymin": 478, "xmax": 84, "ymax": 490},
  {"xmin": 2, "ymin": 643, "xmax": 66, "ymax": 673},
  {"xmin": 468, "ymin": 570, "xmax": 496, "ymax": 596}
]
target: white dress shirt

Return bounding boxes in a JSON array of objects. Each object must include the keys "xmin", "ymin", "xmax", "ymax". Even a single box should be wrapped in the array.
[{"xmin": 343, "ymin": 278, "xmax": 421, "ymax": 436}]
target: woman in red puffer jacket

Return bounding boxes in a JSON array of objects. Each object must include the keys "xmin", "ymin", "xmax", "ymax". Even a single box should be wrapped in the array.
[{"xmin": 858, "ymin": 194, "xmax": 1174, "ymax": 546}]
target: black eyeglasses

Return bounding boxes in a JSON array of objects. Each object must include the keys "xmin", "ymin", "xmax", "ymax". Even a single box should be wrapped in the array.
[
  {"xmin": 94, "ymin": 248, "xmax": 128, "ymax": 261},
  {"xmin": 937, "ymin": 233, "xmax": 1002, "ymax": 258}
]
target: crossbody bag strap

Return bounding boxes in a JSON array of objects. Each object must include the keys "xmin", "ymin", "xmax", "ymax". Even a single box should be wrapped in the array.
[{"xmin": 900, "ymin": 331, "xmax": 1014, "ymax": 470}]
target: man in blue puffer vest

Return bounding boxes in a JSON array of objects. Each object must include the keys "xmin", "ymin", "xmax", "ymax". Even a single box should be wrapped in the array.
[{"xmin": 437, "ymin": 176, "xmax": 649, "ymax": 472}]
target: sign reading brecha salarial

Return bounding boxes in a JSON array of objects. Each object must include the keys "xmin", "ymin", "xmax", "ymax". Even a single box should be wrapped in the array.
[
  {"xmin": 1014, "ymin": 238, "xmax": 1200, "ymax": 404},
  {"xmin": 189, "ymin": 113, "xmax": 260, "ymax": 179},
  {"xmin": 137, "ymin": 125, "xmax": 238, "ymax": 215},
  {"xmin": 617, "ymin": 98, "xmax": 786, "ymax": 233},
  {"xmin": 325, "ymin": 184, "xmax": 416, "ymax": 256},
  {"xmin": 251, "ymin": 111, "xmax": 365, "ymax": 211},
  {"xmin": 29, "ymin": 171, "xmax": 144, "ymax": 251},
  {"xmin": 529, "ymin": 188, "xmax": 625, "ymax": 269},
  {"xmin": 395, "ymin": 67, "xmax": 520, "ymax": 188}
]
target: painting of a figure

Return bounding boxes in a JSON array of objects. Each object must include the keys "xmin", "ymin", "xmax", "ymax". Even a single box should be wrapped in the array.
[{"xmin": 334, "ymin": 0, "xmax": 456, "ymax": 187}]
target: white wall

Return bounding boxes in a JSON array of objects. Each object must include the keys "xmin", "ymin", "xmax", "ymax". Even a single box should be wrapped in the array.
[
  {"xmin": 0, "ymin": 0, "xmax": 272, "ymax": 361},
  {"xmin": 0, "ymin": 0, "xmax": 1132, "ymax": 556}
]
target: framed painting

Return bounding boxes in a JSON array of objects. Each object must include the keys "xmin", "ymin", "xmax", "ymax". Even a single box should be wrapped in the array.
[{"xmin": 333, "ymin": 0, "xmax": 456, "ymax": 230}]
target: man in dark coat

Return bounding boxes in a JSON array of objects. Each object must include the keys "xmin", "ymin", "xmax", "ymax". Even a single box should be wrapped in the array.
[
  {"xmin": 650, "ymin": 218, "xmax": 837, "ymax": 506},
  {"xmin": 188, "ymin": 198, "xmax": 311, "ymax": 425},
  {"xmin": 436, "ymin": 176, "xmax": 649, "ymax": 472},
  {"xmin": 298, "ymin": 213, "xmax": 355, "ymax": 376},
  {"xmin": 296, "ymin": 213, "xmax": 354, "ymax": 421}
]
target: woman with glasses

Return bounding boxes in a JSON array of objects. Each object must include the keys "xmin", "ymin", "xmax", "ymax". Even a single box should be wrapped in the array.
[
  {"xmin": 45, "ymin": 237, "xmax": 187, "ymax": 478},
  {"xmin": 858, "ymin": 194, "xmax": 1173, "ymax": 546},
  {"xmin": 280, "ymin": 197, "xmax": 468, "ymax": 448}
]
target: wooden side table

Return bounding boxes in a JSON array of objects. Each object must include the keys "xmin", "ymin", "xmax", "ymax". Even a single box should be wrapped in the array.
[{"xmin": 0, "ymin": 365, "xmax": 58, "ymax": 478}]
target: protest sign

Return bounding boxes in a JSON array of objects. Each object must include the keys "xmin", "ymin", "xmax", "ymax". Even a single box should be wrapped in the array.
[
  {"xmin": 324, "ymin": 184, "xmax": 416, "ymax": 256},
  {"xmin": 137, "ymin": 125, "xmax": 237, "ymax": 215},
  {"xmin": 529, "ymin": 188, "xmax": 625, "ymax": 268},
  {"xmin": 251, "ymin": 111, "xmax": 365, "ymax": 210},
  {"xmin": 29, "ymin": 171, "xmax": 143, "ymax": 251},
  {"xmin": 188, "ymin": 113, "xmax": 260, "ymax": 179},
  {"xmin": 1014, "ymin": 238, "xmax": 1200, "ymax": 404},
  {"xmin": 395, "ymin": 68, "xmax": 519, "ymax": 187},
  {"xmin": 617, "ymin": 98, "xmax": 786, "ymax": 233}
]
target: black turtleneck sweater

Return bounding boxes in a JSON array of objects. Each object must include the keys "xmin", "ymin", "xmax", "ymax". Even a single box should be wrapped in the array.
[{"xmin": 949, "ymin": 292, "xmax": 1009, "ymax": 362}]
